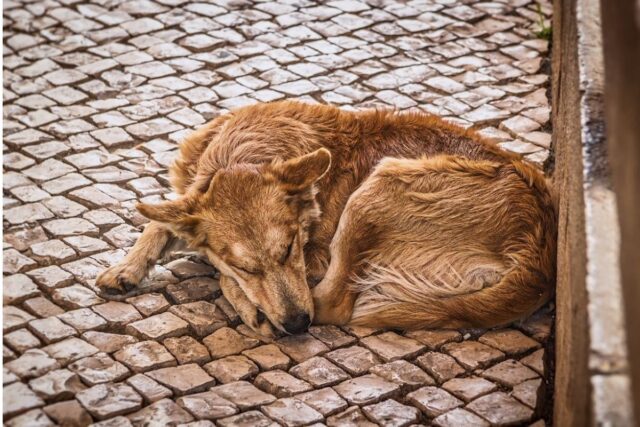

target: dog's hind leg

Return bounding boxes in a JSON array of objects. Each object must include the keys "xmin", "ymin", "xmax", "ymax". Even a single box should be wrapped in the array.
[{"xmin": 96, "ymin": 221, "xmax": 173, "ymax": 297}]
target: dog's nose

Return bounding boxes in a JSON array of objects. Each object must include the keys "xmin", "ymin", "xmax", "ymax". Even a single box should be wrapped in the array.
[{"xmin": 283, "ymin": 313, "xmax": 311, "ymax": 334}]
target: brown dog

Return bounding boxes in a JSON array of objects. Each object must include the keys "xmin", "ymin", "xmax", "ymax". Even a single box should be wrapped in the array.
[{"xmin": 96, "ymin": 100, "xmax": 556, "ymax": 335}]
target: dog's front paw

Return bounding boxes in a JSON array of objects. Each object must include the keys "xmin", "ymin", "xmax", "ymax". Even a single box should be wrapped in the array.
[
  {"xmin": 240, "ymin": 306, "xmax": 277, "ymax": 338},
  {"xmin": 312, "ymin": 286, "xmax": 352, "ymax": 325},
  {"xmin": 96, "ymin": 263, "xmax": 144, "ymax": 299},
  {"xmin": 255, "ymin": 316, "xmax": 278, "ymax": 339}
]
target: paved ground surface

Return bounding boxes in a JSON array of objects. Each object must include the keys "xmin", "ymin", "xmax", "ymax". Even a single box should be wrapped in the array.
[{"xmin": 3, "ymin": 0, "xmax": 554, "ymax": 425}]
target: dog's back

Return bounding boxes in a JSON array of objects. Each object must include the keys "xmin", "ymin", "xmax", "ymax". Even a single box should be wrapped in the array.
[{"xmin": 169, "ymin": 101, "xmax": 520, "ymax": 195}]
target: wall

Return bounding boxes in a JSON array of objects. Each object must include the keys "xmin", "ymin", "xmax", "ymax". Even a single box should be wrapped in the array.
[{"xmin": 552, "ymin": 0, "xmax": 636, "ymax": 425}]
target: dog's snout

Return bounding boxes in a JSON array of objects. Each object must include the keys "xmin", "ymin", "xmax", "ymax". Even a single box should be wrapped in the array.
[{"xmin": 283, "ymin": 312, "xmax": 311, "ymax": 334}]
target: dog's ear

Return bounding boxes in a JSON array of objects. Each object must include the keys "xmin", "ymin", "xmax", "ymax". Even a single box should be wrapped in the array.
[
  {"xmin": 136, "ymin": 199, "xmax": 199, "ymax": 237},
  {"xmin": 269, "ymin": 148, "xmax": 331, "ymax": 192},
  {"xmin": 137, "ymin": 200, "xmax": 185, "ymax": 223}
]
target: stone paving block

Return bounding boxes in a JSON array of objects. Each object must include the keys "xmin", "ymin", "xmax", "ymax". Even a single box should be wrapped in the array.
[
  {"xmin": 177, "ymin": 391, "xmax": 238, "ymax": 420},
  {"xmin": 211, "ymin": 300, "xmax": 236, "ymax": 325},
  {"xmin": 164, "ymin": 259, "xmax": 217, "ymax": 279},
  {"xmin": 289, "ymin": 356, "xmax": 349, "ymax": 388},
  {"xmin": 42, "ymin": 336, "xmax": 99, "ymax": 366},
  {"xmin": 5, "ymin": 349, "xmax": 61, "ymax": 380},
  {"xmin": 4, "ymin": 409, "xmax": 55, "ymax": 427},
  {"xmin": 25, "ymin": 266, "xmax": 72, "ymax": 291},
  {"xmin": 3, "ymin": 367, "xmax": 18, "ymax": 386},
  {"xmin": 58, "ymin": 308, "xmax": 107, "ymax": 332},
  {"xmin": 146, "ymin": 363, "xmax": 215, "ymax": 396},
  {"xmin": 4, "ymin": 306, "xmax": 35, "ymax": 333},
  {"xmin": 28, "ymin": 317, "xmax": 77, "ymax": 344},
  {"xmin": 88, "ymin": 416, "xmax": 135, "ymax": 427},
  {"xmin": 82, "ymin": 331, "xmax": 138, "ymax": 354},
  {"xmin": 217, "ymin": 410, "xmax": 276, "ymax": 427},
  {"xmin": 276, "ymin": 334, "xmax": 329, "ymax": 362},
  {"xmin": 43, "ymin": 400, "xmax": 93, "ymax": 426},
  {"xmin": 125, "ymin": 311, "xmax": 189, "ymax": 340},
  {"xmin": 169, "ymin": 301, "xmax": 227, "ymax": 337},
  {"xmin": 415, "ymin": 351, "xmax": 466, "ymax": 384},
  {"xmin": 513, "ymin": 377, "xmax": 544, "ymax": 411},
  {"xmin": 4, "ymin": 203, "xmax": 54, "ymax": 226},
  {"xmin": 325, "ymin": 345, "xmax": 380, "ymax": 375},
  {"xmin": 442, "ymin": 376, "xmax": 498, "ymax": 402},
  {"xmin": 203, "ymin": 327, "xmax": 259, "ymax": 359},
  {"xmin": 3, "ymin": 381, "xmax": 46, "ymax": 418},
  {"xmin": 481, "ymin": 359, "xmax": 539, "ymax": 387},
  {"xmin": 4, "ymin": 346, "xmax": 16, "ymax": 362},
  {"xmin": 242, "ymin": 344, "xmax": 291, "ymax": 370},
  {"xmin": 77, "ymin": 383, "xmax": 142, "ymax": 420},
  {"xmin": 69, "ymin": 352, "xmax": 130, "ymax": 385},
  {"xmin": 370, "ymin": 359, "xmax": 435, "ymax": 391},
  {"xmin": 262, "ymin": 398, "xmax": 323, "ymax": 427},
  {"xmin": 521, "ymin": 348, "xmax": 546, "ymax": 376},
  {"xmin": 29, "ymin": 369, "xmax": 86, "ymax": 401},
  {"xmin": 42, "ymin": 218, "xmax": 98, "ymax": 238},
  {"xmin": 519, "ymin": 309, "xmax": 553, "ymax": 343},
  {"xmin": 326, "ymin": 406, "xmax": 377, "ymax": 427},
  {"xmin": 63, "ymin": 236, "xmax": 110, "ymax": 256},
  {"xmin": 204, "ymin": 355, "xmax": 258, "ymax": 384},
  {"xmin": 432, "ymin": 408, "xmax": 490, "ymax": 427},
  {"xmin": 126, "ymin": 292, "xmax": 170, "ymax": 316},
  {"xmin": 166, "ymin": 277, "xmax": 221, "ymax": 304},
  {"xmin": 442, "ymin": 340, "xmax": 505, "ymax": 370},
  {"xmin": 211, "ymin": 381, "xmax": 276, "ymax": 410},
  {"xmin": 126, "ymin": 398, "xmax": 194, "ymax": 426},
  {"xmin": 297, "ymin": 387, "xmax": 348, "ymax": 417},
  {"xmin": 478, "ymin": 329, "xmax": 541, "ymax": 356},
  {"xmin": 4, "ymin": 249, "xmax": 37, "ymax": 274},
  {"xmin": 333, "ymin": 374, "xmax": 400, "ymax": 405},
  {"xmin": 30, "ymin": 240, "xmax": 77, "ymax": 264},
  {"xmin": 363, "ymin": 398, "xmax": 421, "ymax": 427},
  {"xmin": 4, "ymin": 226, "xmax": 48, "ymax": 252},
  {"xmin": 114, "ymin": 341, "xmax": 177, "ymax": 373},
  {"xmin": 93, "ymin": 301, "xmax": 143, "ymax": 328},
  {"xmin": 407, "ymin": 385, "xmax": 463, "ymax": 418},
  {"xmin": 51, "ymin": 284, "xmax": 105, "ymax": 309},
  {"xmin": 4, "ymin": 329, "xmax": 41, "ymax": 353},
  {"xmin": 254, "ymin": 370, "xmax": 313, "ymax": 397},
  {"xmin": 360, "ymin": 331, "xmax": 425, "ymax": 362},
  {"xmin": 164, "ymin": 336, "xmax": 211, "ymax": 365},
  {"xmin": 4, "ymin": 275, "xmax": 40, "ymax": 305},
  {"xmin": 466, "ymin": 391, "xmax": 534, "ymax": 426},
  {"xmin": 126, "ymin": 374, "xmax": 172, "ymax": 404}
]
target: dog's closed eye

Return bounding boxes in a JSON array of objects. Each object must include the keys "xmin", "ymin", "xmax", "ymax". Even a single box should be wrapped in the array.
[{"xmin": 233, "ymin": 264, "xmax": 260, "ymax": 275}]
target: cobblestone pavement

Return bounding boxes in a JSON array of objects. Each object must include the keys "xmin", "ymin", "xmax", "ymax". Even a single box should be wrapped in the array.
[{"xmin": 3, "ymin": 0, "xmax": 554, "ymax": 425}]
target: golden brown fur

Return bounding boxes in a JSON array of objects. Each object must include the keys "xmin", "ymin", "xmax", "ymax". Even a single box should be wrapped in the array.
[{"xmin": 96, "ymin": 100, "xmax": 556, "ymax": 335}]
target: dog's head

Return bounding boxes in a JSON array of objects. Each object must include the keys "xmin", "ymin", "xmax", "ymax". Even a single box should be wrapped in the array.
[{"xmin": 138, "ymin": 148, "xmax": 331, "ymax": 334}]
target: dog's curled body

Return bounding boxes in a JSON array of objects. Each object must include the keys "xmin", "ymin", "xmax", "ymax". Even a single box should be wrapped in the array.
[{"xmin": 97, "ymin": 100, "xmax": 556, "ymax": 332}]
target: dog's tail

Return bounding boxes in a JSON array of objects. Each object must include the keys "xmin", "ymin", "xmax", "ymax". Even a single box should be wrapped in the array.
[
  {"xmin": 349, "ymin": 260, "xmax": 552, "ymax": 330},
  {"xmin": 349, "ymin": 158, "xmax": 556, "ymax": 330}
]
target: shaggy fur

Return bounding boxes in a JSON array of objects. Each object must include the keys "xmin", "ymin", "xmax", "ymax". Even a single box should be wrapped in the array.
[{"xmin": 96, "ymin": 100, "xmax": 557, "ymax": 335}]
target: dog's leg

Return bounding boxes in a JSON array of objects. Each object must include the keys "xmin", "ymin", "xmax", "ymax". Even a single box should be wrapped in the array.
[
  {"xmin": 312, "ymin": 188, "xmax": 375, "ymax": 325},
  {"xmin": 219, "ymin": 275, "xmax": 275, "ymax": 337},
  {"xmin": 96, "ymin": 221, "xmax": 172, "ymax": 296}
]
